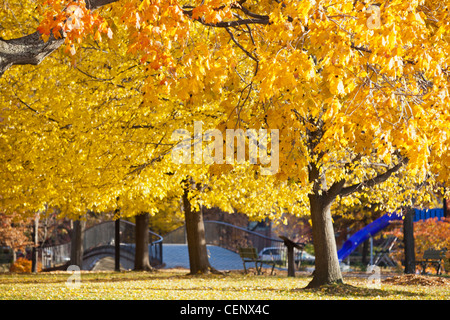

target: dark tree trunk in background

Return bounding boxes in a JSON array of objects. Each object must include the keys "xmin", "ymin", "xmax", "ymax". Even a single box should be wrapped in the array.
[
  {"xmin": 181, "ymin": 179, "xmax": 220, "ymax": 275},
  {"xmin": 183, "ymin": 186, "xmax": 211, "ymax": 274},
  {"xmin": 362, "ymin": 239, "xmax": 369, "ymax": 265},
  {"xmin": 70, "ymin": 219, "xmax": 86, "ymax": 268},
  {"xmin": 403, "ymin": 208, "xmax": 416, "ymax": 274},
  {"xmin": 134, "ymin": 212, "xmax": 153, "ymax": 271},
  {"xmin": 31, "ymin": 214, "xmax": 39, "ymax": 273},
  {"xmin": 115, "ymin": 217, "xmax": 121, "ymax": 272},
  {"xmin": 444, "ymin": 195, "xmax": 448, "ymax": 218}
]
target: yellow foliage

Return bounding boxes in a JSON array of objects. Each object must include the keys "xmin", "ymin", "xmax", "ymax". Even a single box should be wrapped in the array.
[{"xmin": 1, "ymin": 0, "xmax": 449, "ymax": 228}]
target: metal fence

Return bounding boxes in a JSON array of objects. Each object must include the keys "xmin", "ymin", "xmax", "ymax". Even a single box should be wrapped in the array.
[
  {"xmin": 164, "ymin": 220, "xmax": 285, "ymax": 254},
  {"xmin": 38, "ymin": 220, "xmax": 163, "ymax": 270},
  {"xmin": 40, "ymin": 242, "xmax": 71, "ymax": 269}
]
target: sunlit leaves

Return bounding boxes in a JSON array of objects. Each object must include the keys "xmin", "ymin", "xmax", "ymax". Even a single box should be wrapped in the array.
[{"xmin": 36, "ymin": 0, "xmax": 112, "ymax": 55}]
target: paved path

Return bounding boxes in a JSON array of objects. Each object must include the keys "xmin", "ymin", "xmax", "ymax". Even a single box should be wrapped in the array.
[{"xmin": 162, "ymin": 244, "xmax": 245, "ymax": 270}]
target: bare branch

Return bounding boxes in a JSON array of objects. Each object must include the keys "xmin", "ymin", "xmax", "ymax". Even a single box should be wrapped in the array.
[{"xmin": 338, "ymin": 157, "xmax": 409, "ymax": 198}]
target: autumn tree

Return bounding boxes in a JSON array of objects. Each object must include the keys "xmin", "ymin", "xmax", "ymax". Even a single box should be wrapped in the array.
[
  {"xmin": 1, "ymin": 0, "xmax": 450, "ymax": 288},
  {"xmin": 0, "ymin": 3, "xmax": 284, "ymax": 275},
  {"xmin": 1, "ymin": 3, "xmax": 179, "ymax": 271},
  {"xmin": 0, "ymin": 212, "xmax": 32, "ymax": 262}
]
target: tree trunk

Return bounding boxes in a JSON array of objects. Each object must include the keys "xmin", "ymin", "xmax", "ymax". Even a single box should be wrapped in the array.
[
  {"xmin": 444, "ymin": 195, "xmax": 448, "ymax": 218},
  {"xmin": 115, "ymin": 217, "xmax": 121, "ymax": 272},
  {"xmin": 31, "ymin": 214, "xmax": 39, "ymax": 273},
  {"xmin": 182, "ymin": 181, "xmax": 215, "ymax": 274},
  {"xmin": 306, "ymin": 194, "xmax": 343, "ymax": 288},
  {"xmin": 12, "ymin": 250, "xmax": 16, "ymax": 264},
  {"xmin": 362, "ymin": 239, "xmax": 369, "ymax": 265},
  {"xmin": 70, "ymin": 219, "xmax": 85, "ymax": 268},
  {"xmin": 134, "ymin": 212, "xmax": 153, "ymax": 271},
  {"xmin": 403, "ymin": 208, "xmax": 416, "ymax": 274}
]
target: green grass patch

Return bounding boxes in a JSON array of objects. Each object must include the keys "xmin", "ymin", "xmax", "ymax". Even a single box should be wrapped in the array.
[{"xmin": 0, "ymin": 269, "xmax": 449, "ymax": 300}]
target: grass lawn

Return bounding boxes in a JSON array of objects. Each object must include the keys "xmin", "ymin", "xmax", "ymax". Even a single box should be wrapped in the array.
[{"xmin": 0, "ymin": 268, "xmax": 449, "ymax": 300}]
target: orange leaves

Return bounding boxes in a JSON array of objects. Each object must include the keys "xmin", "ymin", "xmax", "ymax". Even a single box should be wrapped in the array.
[
  {"xmin": 9, "ymin": 257, "xmax": 42, "ymax": 273},
  {"xmin": 121, "ymin": 0, "xmax": 191, "ymax": 75},
  {"xmin": 191, "ymin": 3, "xmax": 232, "ymax": 24},
  {"xmin": 37, "ymin": 0, "xmax": 113, "ymax": 55}
]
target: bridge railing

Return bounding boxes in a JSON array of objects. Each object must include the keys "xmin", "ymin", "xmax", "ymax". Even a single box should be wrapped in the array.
[
  {"xmin": 164, "ymin": 220, "xmax": 285, "ymax": 254},
  {"xmin": 40, "ymin": 242, "xmax": 71, "ymax": 269},
  {"xmin": 39, "ymin": 220, "xmax": 163, "ymax": 270}
]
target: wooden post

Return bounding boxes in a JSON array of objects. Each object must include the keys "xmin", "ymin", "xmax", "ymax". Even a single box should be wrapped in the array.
[{"xmin": 280, "ymin": 236, "xmax": 303, "ymax": 277}]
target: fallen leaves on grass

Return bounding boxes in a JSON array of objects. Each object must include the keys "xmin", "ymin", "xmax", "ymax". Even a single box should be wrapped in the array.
[
  {"xmin": 383, "ymin": 274, "xmax": 450, "ymax": 286},
  {"xmin": 302, "ymin": 282, "xmax": 389, "ymax": 298},
  {"xmin": 1, "ymin": 271, "xmax": 449, "ymax": 300}
]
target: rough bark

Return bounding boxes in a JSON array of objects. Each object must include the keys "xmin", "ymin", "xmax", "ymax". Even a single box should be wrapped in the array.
[
  {"xmin": 403, "ymin": 208, "xmax": 416, "ymax": 274},
  {"xmin": 182, "ymin": 184, "xmax": 211, "ymax": 274},
  {"xmin": 70, "ymin": 219, "xmax": 86, "ymax": 267},
  {"xmin": 31, "ymin": 215, "xmax": 39, "ymax": 273},
  {"xmin": 182, "ymin": 179, "xmax": 221, "ymax": 275},
  {"xmin": 0, "ymin": 32, "xmax": 64, "ymax": 77},
  {"xmin": 307, "ymin": 193, "xmax": 344, "ymax": 288},
  {"xmin": 304, "ymin": 154, "xmax": 407, "ymax": 288},
  {"xmin": 134, "ymin": 212, "xmax": 153, "ymax": 271}
]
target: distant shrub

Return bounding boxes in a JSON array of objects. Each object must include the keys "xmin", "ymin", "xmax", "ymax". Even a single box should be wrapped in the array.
[{"xmin": 9, "ymin": 257, "xmax": 41, "ymax": 273}]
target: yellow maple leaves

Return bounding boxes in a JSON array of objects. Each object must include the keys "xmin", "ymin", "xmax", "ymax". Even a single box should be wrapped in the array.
[{"xmin": 2, "ymin": 0, "xmax": 450, "ymax": 225}]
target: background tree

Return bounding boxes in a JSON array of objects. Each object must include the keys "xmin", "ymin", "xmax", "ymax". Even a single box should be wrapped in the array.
[{"xmin": 0, "ymin": 212, "xmax": 32, "ymax": 263}]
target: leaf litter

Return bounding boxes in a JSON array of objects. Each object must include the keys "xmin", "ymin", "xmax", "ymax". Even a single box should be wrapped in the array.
[{"xmin": 382, "ymin": 274, "xmax": 450, "ymax": 286}]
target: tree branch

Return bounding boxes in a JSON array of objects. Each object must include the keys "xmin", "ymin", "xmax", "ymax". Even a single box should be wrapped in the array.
[
  {"xmin": 0, "ymin": 32, "xmax": 65, "ymax": 77},
  {"xmin": 0, "ymin": 0, "xmax": 119, "ymax": 77},
  {"xmin": 182, "ymin": 3, "xmax": 270, "ymax": 28},
  {"xmin": 338, "ymin": 157, "xmax": 409, "ymax": 198},
  {"xmin": 0, "ymin": 0, "xmax": 270, "ymax": 77}
]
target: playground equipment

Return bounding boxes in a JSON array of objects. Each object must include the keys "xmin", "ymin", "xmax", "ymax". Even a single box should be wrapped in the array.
[{"xmin": 337, "ymin": 208, "xmax": 445, "ymax": 262}]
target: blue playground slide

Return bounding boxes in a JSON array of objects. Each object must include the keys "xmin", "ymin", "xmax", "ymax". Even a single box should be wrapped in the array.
[
  {"xmin": 337, "ymin": 208, "xmax": 445, "ymax": 261},
  {"xmin": 337, "ymin": 211, "xmax": 402, "ymax": 261}
]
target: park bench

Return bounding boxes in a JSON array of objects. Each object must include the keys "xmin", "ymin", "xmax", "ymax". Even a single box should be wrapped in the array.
[
  {"xmin": 416, "ymin": 248, "xmax": 447, "ymax": 275},
  {"xmin": 238, "ymin": 247, "xmax": 275, "ymax": 275}
]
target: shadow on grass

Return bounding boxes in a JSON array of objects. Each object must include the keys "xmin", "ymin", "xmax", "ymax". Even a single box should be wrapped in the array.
[{"xmin": 299, "ymin": 283, "xmax": 425, "ymax": 298}]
